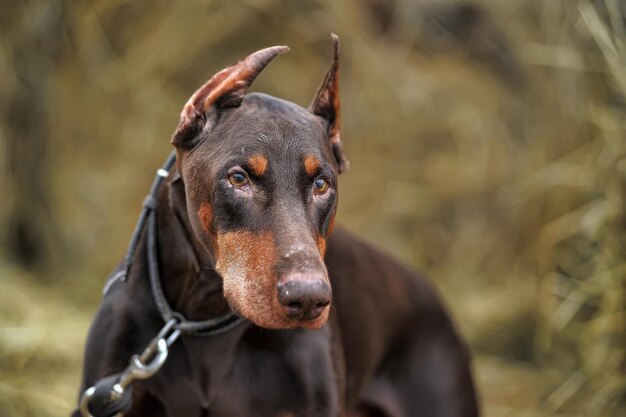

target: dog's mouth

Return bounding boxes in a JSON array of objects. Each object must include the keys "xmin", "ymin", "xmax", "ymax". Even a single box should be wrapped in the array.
[
  {"xmin": 226, "ymin": 292, "xmax": 331, "ymax": 330},
  {"xmin": 220, "ymin": 268, "xmax": 331, "ymax": 330}
]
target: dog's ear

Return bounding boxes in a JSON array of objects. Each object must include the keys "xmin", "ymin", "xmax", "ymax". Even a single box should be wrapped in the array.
[
  {"xmin": 172, "ymin": 45, "xmax": 289, "ymax": 149},
  {"xmin": 309, "ymin": 33, "xmax": 349, "ymax": 173}
]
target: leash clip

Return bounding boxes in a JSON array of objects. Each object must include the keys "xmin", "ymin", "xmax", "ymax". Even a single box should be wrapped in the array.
[{"xmin": 79, "ymin": 319, "xmax": 180, "ymax": 417}]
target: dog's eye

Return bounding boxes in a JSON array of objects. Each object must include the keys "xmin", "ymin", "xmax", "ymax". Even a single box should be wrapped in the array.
[
  {"xmin": 313, "ymin": 177, "xmax": 329, "ymax": 195},
  {"xmin": 229, "ymin": 172, "xmax": 248, "ymax": 187}
]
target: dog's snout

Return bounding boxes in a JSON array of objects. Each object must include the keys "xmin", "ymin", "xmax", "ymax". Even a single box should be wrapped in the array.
[{"xmin": 277, "ymin": 277, "xmax": 331, "ymax": 321}]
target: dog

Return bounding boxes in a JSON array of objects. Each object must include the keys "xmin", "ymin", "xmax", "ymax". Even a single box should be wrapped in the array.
[{"xmin": 73, "ymin": 35, "xmax": 479, "ymax": 417}]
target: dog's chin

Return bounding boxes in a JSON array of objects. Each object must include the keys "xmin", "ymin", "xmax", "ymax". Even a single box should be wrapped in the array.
[
  {"xmin": 226, "ymin": 297, "xmax": 330, "ymax": 330},
  {"xmin": 251, "ymin": 313, "xmax": 329, "ymax": 330},
  {"xmin": 294, "ymin": 308, "xmax": 330, "ymax": 330}
]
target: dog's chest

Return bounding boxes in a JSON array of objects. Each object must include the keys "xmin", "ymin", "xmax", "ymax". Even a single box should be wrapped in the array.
[{"xmin": 144, "ymin": 326, "xmax": 339, "ymax": 417}]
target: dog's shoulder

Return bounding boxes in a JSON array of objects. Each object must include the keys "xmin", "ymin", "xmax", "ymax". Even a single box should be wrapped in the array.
[
  {"xmin": 326, "ymin": 225, "xmax": 452, "ymax": 328},
  {"xmin": 326, "ymin": 226, "xmax": 432, "ymax": 293}
]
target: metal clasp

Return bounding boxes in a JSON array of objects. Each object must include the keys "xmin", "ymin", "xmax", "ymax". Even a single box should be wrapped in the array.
[{"xmin": 79, "ymin": 319, "xmax": 181, "ymax": 417}]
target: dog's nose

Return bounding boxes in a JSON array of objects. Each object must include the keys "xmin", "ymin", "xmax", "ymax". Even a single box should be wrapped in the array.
[{"xmin": 277, "ymin": 278, "xmax": 331, "ymax": 321}]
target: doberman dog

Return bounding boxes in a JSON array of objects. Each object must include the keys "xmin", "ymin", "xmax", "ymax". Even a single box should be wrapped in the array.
[{"xmin": 73, "ymin": 35, "xmax": 478, "ymax": 417}]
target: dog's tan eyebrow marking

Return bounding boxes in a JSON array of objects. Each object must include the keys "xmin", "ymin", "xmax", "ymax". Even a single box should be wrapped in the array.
[
  {"xmin": 248, "ymin": 154, "xmax": 269, "ymax": 176},
  {"xmin": 303, "ymin": 155, "xmax": 321, "ymax": 176}
]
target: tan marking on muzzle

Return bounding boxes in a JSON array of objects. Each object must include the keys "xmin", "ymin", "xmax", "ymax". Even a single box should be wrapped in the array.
[
  {"xmin": 216, "ymin": 230, "xmax": 330, "ymax": 329},
  {"xmin": 216, "ymin": 231, "xmax": 293, "ymax": 328},
  {"xmin": 248, "ymin": 154, "xmax": 268, "ymax": 176}
]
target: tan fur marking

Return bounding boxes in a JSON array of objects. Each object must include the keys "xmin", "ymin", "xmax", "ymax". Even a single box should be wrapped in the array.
[
  {"xmin": 317, "ymin": 235, "xmax": 327, "ymax": 258},
  {"xmin": 198, "ymin": 203, "xmax": 221, "ymax": 258},
  {"xmin": 248, "ymin": 154, "xmax": 268, "ymax": 176},
  {"xmin": 198, "ymin": 203, "xmax": 213, "ymax": 232},
  {"xmin": 216, "ymin": 231, "xmax": 287, "ymax": 328},
  {"xmin": 303, "ymin": 155, "xmax": 321, "ymax": 176},
  {"xmin": 327, "ymin": 215, "xmax": 335, "ymax": 236}
]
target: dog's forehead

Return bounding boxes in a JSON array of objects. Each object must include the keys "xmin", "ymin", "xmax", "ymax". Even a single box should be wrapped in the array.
[{"xmin": 210, "ymin": 93, "xmax": 327, "ymax": 151}]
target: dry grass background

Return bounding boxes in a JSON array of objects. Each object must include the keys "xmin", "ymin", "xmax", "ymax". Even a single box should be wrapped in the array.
[{"xmin": 0, "ymin": 0, "xmax": 624, "ymax": 416}]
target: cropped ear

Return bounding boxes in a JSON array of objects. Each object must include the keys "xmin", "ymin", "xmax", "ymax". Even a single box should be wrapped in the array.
[
  {"xmin": 172, "ymin": 45, "xmax": 290, "ymax": 149},
  {"xmin": 308, "ymin": 33, "xmax": 349, "ymax": 173}
]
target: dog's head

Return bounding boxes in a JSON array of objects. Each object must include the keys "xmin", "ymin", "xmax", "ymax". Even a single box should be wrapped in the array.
[{"xmin": 170, "ymin": 35, "xmax": 348, "ymax": 329}]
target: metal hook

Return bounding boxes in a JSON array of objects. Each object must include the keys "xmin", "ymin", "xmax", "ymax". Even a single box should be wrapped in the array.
[
  {"xmin": 125, "ymin": 338, "xmax": 169, "ymax": 382},
  {"xmin": 79, "ymin": 319, "xmax": 179, "ymax": 417},
  {"xmin": 79, "ymin": 386, "xmax": 96, "ymax": 417}
]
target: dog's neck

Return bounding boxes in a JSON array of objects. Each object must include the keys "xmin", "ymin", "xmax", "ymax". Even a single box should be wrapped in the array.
[{"xmin": 153, "ymin": 167, "xmax": 231, "ymax": 320}]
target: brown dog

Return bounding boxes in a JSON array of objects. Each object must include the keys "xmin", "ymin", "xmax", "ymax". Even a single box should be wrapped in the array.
[{"xmin": 73, "ymin": 35, "xmax": 478, "ymax": 417}]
